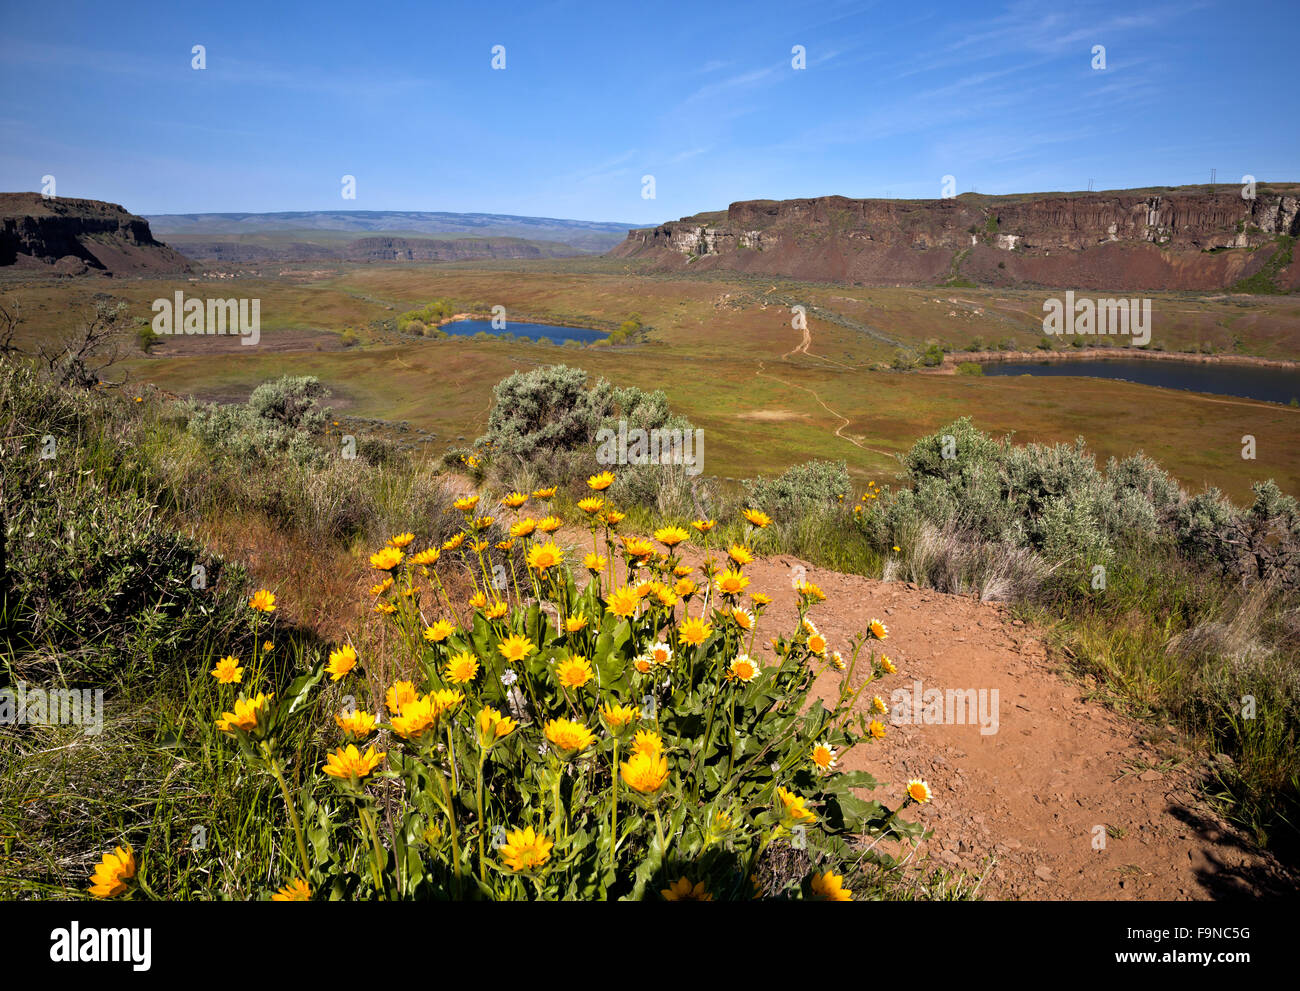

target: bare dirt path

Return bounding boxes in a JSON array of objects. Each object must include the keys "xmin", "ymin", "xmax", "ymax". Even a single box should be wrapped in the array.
[{"xmin": 551, "ymin": 526, "xmax": 1296, "ymax": 900}]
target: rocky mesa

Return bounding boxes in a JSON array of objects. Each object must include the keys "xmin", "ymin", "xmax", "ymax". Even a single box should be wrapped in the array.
[
  {"xmin": 612, "ymin": 185, "xmax": 1300, "ymax": 291},
  {"xmin": 0, "ymin": 193, "xmax": 192, "ymax": 277}
]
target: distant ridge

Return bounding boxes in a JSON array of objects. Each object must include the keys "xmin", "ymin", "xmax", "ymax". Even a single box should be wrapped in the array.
[{"xmin": 147, "ymin": 210, "xmax": 638, "ymax": 254}]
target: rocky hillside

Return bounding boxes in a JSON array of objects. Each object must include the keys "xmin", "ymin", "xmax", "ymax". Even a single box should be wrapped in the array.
[
  {"xmin": 0, "ymin": 193, "xmax": 191, "ymax": 277},
  {"xmin": 612, "ymin": 185, "xmax": 1300, "ymax": 290}
]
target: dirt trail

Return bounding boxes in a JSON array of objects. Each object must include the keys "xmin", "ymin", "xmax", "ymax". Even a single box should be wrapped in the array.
[{"xmin": 557, "ymin": 529, "xmax": 1296, "ymax": 899}]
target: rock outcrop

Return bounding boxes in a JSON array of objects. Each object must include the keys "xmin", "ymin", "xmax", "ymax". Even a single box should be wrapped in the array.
[
  {"xmin": 0, "ymin": 193, "xmax": 192, "ymax": 277},
  {"xmin": 612, "ymin": 186, "xmax": 1300, "ymax": 290}
]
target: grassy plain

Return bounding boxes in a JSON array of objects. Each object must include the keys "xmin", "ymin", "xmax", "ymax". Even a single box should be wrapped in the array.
[{"xmin": 7, "ymin": 262, "xmax": 1299, "ymax": 501}]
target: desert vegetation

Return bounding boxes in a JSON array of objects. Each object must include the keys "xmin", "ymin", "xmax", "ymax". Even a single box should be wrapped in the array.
[{"xmin": 3, "ymin": 352, "xmax": 1298, "ymax": 901}]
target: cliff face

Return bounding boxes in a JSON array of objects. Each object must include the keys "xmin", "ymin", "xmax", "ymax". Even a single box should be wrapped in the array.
[
  {"xmin": 0, "ymin": 193, "xmax": 191, "ymax": 276},
  {"xmin": 612, "ymin": 188, "xmax": 1300, "ymax": 290}
]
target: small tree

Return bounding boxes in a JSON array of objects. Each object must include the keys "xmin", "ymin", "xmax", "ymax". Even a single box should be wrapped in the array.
[{"xmin": 39, "ymin": 299, "xmax": 132, "ymax": 388}]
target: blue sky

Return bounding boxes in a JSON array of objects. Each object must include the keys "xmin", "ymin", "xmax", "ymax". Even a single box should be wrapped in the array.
[{"xmin": 2, "ymin": 0, "xmax": 1296, "ymax": 224}]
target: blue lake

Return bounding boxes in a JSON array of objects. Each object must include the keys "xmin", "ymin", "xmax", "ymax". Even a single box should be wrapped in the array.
[
  {"xmin": 441, "ymin": 320, "xmax": 606, "ymax": 344},
  {"xmin": 980, "ymin": 358, "xmax": 1300, "ymax": 405}
]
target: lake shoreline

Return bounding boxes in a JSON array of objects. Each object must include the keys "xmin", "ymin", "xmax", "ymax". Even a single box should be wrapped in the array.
[{"xmin": 930, "ymin": 347, "xmax": 1300, "ymax": 374}]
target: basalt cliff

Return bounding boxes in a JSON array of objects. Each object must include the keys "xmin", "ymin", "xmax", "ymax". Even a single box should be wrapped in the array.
[
  {"xmin": 0, "ymin": 193, "xmax": 192, "ymax": 277},
  {"xmin": 611, "ymin": 185, "xmax": 1300, "ymax": 291}
]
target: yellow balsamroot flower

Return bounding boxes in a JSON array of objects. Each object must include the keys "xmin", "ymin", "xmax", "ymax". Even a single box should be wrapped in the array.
[
  {"xmin": 248, "ymin": 588, "xmax": 277, "ymax": 613},
  {"xmin": 544, "ymin": 717, "xmax": 597, "ymax": 755},
  {"xmin": 742, "ymin": 508, "xmax": 773, "ymax": 528},
  {"xmin": 453, "ymin": 494, "xmax": 480, "ymax": 512},
  {"xmin": 369, "ymin": 547, "xmax": 404, "ymax": 571},
  {"xmin": 727, "ymin": 544, "xmax": 754, "ymax": 566},
  {"xmin": 468, "ymin": 539, "xmax": 490, "ymax": 554},
  {"xmin": 730, "ymin": 607, "xmax": 755, "ymax": 631},
  {"xmin": 654, "ymin": 525, "xmax": 689, "ymax": 547},
  {"xmin": 583, "ymin": 552, "xmax": 607, "ymax": 572},
  {"xmin": 565, "ymin": 613, "xmax": 589, "ymax": 633},
  {"xmin": 892, "ymin": 545, "xmax": 901, "ymax": 553},
  {"xmin": 374, "ymin": 602, "xmax": 397, "ymax": 615},
  {"xmin": 388, "ymin": 532, "xmax": 415, "ymax": 548},
  {"xmin": 631, "ymin": 729, "xmax": 664, "ymax": 759},
  {"xmin": 495, "ymin": 540, "xmax": 514, "ymax": 552},
  {"xmin": 752, "ymin": 592, "xmax": 772, "ymax": 606},
  {"xmin": 432, "ymin": 688, "xmax": 465, "ymax": 714},
  {"xmin": 662, "ymin": 877, "xmax": 712, "ymax": 901},
  {"xmin": 442, "ymin": 533, "xmax": 466, "ymax": 551},
  {"xmin": 326, "ymin": 644, "xmax": 358, "ymax": 681},
  {"xmin": 879, "ymin": 655, "xmax": 897, "ymax": 674},
  {"xmin": 621, "ymin": 535, "xmax": 654, "ymax": 559},
  {"xmin": 829, "ymin": 650, "xmax": 846, "ymax": 671},
  {"xmin": 795, "ymin": 579, "xmax": 826, "ymax": 602},
  {"xmin": 210, "ymin": 655, "xmax": 243, "ymax": 684},
  {"xmin": 673, "ymin": 564, "xmax": 694, "ymax": 578},
  {"xmin": 335, "ymin": 708, "xmax": 377, "ymax": 738},
  {"xmin": 648, "ymin": 641, "xmax": 673, "ymax": 667},
  {"xmin": 679, "ymin": 616, "xmax": 713, "ymax": 647},
  {"xmin": 473, "ymin": 515, "xmax": 495, "ymax": 531},
  {"xmin": 445, "ymin": 650, "xmax": 480, "ymax": 685},
  {"xmin": 727, "ymin": 654, "xmax": 759, "ymax": 682},
  {"xmin": 468, "ymin": 591, "xmax": 488, "ymax": 609},
  {"xmin": 499, "ymin": 826, "xmax": 553, "ymax": 872},
  {"xmin": 532, "ymin": 486, "xmax": 557, "ymax": 499},
  {"xmin": 807, "ymin": 632, "xmax": 828, "ymax": 657},
  {"xmin": 386, "ymin": 680, "xmax": 418, "ymax": 715},
  {"xmin": 391, "ymin": 695, "xmax": 440, "ymax": 741},
  {"xmin": 501, "ymin": 491, "xmax": 528, "ymax": 509},
  {"xmin": 537, "ymin": 515, "xmax": 562, "ymax": 533},
  {"xmin": 605, "ymin": 585, "xmax": 640, "ymax": 618},
  {"xmin": 673, "ymin": 577, "xmax": 697, "ymax": 598},
  {"xmin": 323, "ymin": 744, "xmax": 385, "ymax": 783},
  {"xmin": 587, "ymin": 470, "xmax": 615, "ymax": 491},
  {"xmin": 411, "ymin": 548, "xmax": 441, "ymax": 566},
  {"xmin": 867, "ymin": 719, "xmax": 887, "ymax": 739},
  {"xmin": 476, "ymin": 706, "xmax": 518, "ymax": 749},
  {"xmin": 484, "ymin": 602, "xmax": 508, "ymax": 620},
  {"xmin": 424, "ymin": 619, "xmax": 456, "ymax": 643},
  {"xmin": 526, "ymin": 540, "xmax": 564, "ymax": 573},
  {"xmin": 801, "ymin": 617, "xmax": 819, "ymax": 636},
  {"xmin": 263, "ymin": 640, "xmax": 274, "ymax": 653},
  {"xmin": 810, "ymin": 871, "xmax": 853, "ymax": 901},
  {"xmin": 811, "ymin": 741, "xmax": 837, "ymax": 773},
  {"xmin": 650, "ymin": 584, "xmax": 678, "ymax": 609},
  {"xmin": 868, "ymin": 618, "xmax": 889, "ymax": 640},
  {"xmin": 498, "ymin": 634, "xmax": 537, "ymax": 664},
  {"xmin": 370, "ymin": 577, "xmax": 394, "ymax": 597},
  {"xmin": 906, "ymin": 779, "xmax": 932, "ymax": 804},
  {"xmin": 89, "ymin": 845, "xmax": 136, "ymax": 898},
  {"xmin": 871, "ymin": 695, "xmax": 888, "ymax": 714},
  {"xmin": 714, "ymin": 569, "xmax": 750, "ymax": 597},
  {"xmin": 621, "ymin": 751, "xmax": 669, "ymax": 795},
  {"xmin": 633, "ymin": 655, "xmax": 653, "ymax": 674},
  {"xmin": 691, "ymin": 519, "xmax": 716, "ymax": 533},
  {"xmin": 602, "ymin": 509, "xmax": 626, "ymax": 527},
  {"xmin": 776, "ymin": 786, "xmax": 816, "ymax": 825},
  {"xmin": 215, "ymin": 692, "xmax": 274, "ymax": 736},
  {"xmin": 578, "ymin": 496, "xmax": 604, "ymax": 515},
  {"xmin": 271, "ymin": 878, "xmax": 311, "ymax": 901},
  {"xmin": 555, "ymin": 655, "xmax": 594, "ymax": 689},
  {"xmin": 600, "ymin": 703, "xmax": 638, "ymax": 735}
]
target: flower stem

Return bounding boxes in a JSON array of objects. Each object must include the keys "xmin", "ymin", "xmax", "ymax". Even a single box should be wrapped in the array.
[{"xmin": 266, "ymin": 750, "xmax": 311, "ymax": 882}]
